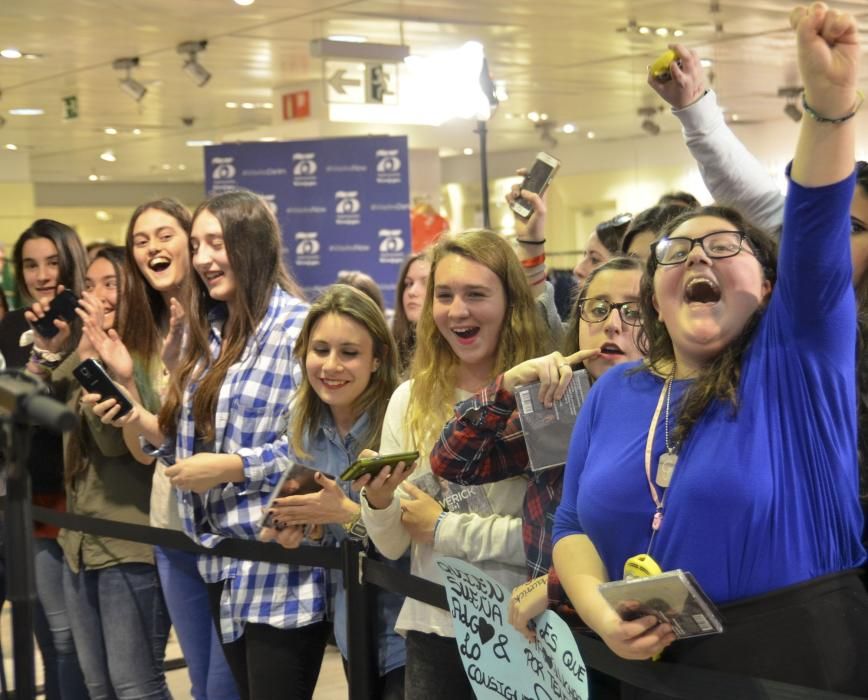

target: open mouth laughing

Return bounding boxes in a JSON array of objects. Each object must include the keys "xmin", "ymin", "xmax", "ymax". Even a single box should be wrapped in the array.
[{"xmin": 684, "ymin": 277, "xmax": 722, "ymax": 305}]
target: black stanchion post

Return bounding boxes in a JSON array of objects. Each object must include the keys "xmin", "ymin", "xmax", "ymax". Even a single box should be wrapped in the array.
[
  {"xmin": 476, "ymin": 119, "xmax": 491, "ymax": 230},
  {"xmin": 342, "ymin": 539, "xmax": 377, "ymax": 700}
]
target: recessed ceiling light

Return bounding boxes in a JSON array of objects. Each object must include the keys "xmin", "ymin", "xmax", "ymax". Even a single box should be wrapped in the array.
[
  {"xmin": 186, "ymin": 139, "xmax": 214, "ymax": 147},
  {"xmin": 586, "ymin": 131, "xmax": 596, "ymax": 139},
  {"xmin": 225, "ymin": 101, "xmax": 238, "ymax": 108},
  {"xmin": 23, "ymin": 52, "xmax": 41, "ymax": 60},
  {"xmin": 240, "ymin": 102, "xmax": 255, "ymax": 109},
  {"xmin": 540, "ymin": 113, "xmax": 549, "ymax": 121},
  {"xmin": 234, "ymin": 0, "xmax": 255, "ymax": 5},
  {"xmin": 700, "ymin": 58, "xmax": 713, "ymax": 68},
  {"xmin": 463, "ymin": 147, "xmax": 474, "ymax": 156},
  {"xmin": 262, "ymin": 102, "xmax": 273, "ymax": 109},
  {"xmin": 1, "ymin": 48, "xmax": 22, "ymax": 59},
  {"xmin": 259, "ymin": 137, "xmax": 277, "ymax": 142},
  {"xmin": 5, "ymin": 143, "xmax": 18, "ymax": 150},
  {"xmin": 95, "ymin": 210, "xmax": 111, "ymax": 221},
  {"xmin": 177, "ymin": 164, "xmax": 187, "ymax": 170},
  {"xmin": 638, "ymin": 26, "xmax": 651, "ymax": 35},
  {"xmin": 88, "ymin": 174, "xmax": 99, "ymax": 182},
  {"xmin": 132, "ymin": 128, "xmax": 142, "ymax": 135},
  {"xmin": 161, "ymin": 163, "xmax": 172, "ymax": 170},
  {"xmin": 673, "ymin": 29, "xmax": 685, "ymax": 37},
  {"xmin": 731, "ymin": 113, "xmax": 740, "ymax": 122},
  {"xmin": 527, "ymin": 111, "xmax": 540, "ymax": 122},
  {"xmin": 562, "ymin": 123, "xmax": 576, "ymax": 134},
  {"xmin": 328, "ymin": 35, "xmax": 367, "ymax": 43},
  {"xmin": 100, "ymin": 150, "xmax": 116, "ymax": 162},
  {"xmin": 655, "ymin": 27, "xmax": 670, "ymax": 37},
  {"xmin": 104, "ymin": 127, "xmax": 118, "ymax": 135},
  {"xmin": 9, "ymin": 108, "xmax": 44, "ymax": 116}
]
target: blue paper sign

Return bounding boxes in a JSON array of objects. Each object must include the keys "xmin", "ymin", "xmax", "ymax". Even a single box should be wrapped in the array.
[
  {"xmin": 436, "ymin": 557, "xmax": 588, "ymax": 700},
  {"xmin": 204, "ymin": 135, "xmax": 410, "ymax": 307}
]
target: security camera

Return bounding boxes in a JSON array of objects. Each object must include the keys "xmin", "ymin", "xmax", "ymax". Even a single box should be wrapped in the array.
[{"xmin": 181, "ymin": 116, "xmax": 195, "ymax": 127}]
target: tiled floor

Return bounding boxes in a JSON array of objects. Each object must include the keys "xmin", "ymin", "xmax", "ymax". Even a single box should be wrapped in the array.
[{"xmin": 1, "ymin": 603, "xmax": 349, "ymax": 699}]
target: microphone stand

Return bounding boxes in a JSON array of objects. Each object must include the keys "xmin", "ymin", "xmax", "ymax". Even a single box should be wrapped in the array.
[{"xmin": 1, "ymin": 371, "xmax": 76, "ymax": 700}]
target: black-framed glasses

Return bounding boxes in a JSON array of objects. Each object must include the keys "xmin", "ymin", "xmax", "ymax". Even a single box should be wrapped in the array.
[
  {"xmin": 652, "ymin": 230, "xmax": 750, "ymax": 266},
  {"xmin": 578, "ymin": 298, "xmax": 642, "ymax": 326}
]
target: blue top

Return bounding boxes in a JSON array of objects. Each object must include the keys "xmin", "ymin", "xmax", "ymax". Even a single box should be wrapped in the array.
[
  {"xmin": 553, "ymin": 171, "xmax": 867, "ymax": 604},
  {"xmin": 297, "ymin": 411, "xmax": 407, "ymax": 675}
]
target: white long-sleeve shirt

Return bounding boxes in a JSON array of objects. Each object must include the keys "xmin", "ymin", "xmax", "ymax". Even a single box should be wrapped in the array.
[
  {"xmin": 673, "ymin": 89, "xmax": 785, "ymax": 234},
  {"xmin": 361, "ymin": 379, "xmax": 526, "ymax": 637}
]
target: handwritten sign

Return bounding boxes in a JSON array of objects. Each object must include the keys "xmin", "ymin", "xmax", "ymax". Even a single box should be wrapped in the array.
[{"xmin": 436, "ymin": 557, "xmax": 588, "ymax": 700}]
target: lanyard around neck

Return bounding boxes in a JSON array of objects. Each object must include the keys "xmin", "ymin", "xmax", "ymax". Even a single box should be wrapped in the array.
[{"xmin": 643, "ymin": 373, "xmax": 678, "ymax": 537}]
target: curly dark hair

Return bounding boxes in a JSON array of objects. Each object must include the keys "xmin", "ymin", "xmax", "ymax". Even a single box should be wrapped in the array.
[{"xmin": 637, "ymin": 205, "xmax": 778, "ymax": 447}]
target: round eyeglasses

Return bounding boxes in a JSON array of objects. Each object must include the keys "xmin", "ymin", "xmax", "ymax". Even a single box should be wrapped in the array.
[
  {"xmin": 652, "ymin": 230, "xmax": 749, "ymax": 266},
  {"xmin": 578, "ymin": 298, "xmax": 642, "ymax": 326}
]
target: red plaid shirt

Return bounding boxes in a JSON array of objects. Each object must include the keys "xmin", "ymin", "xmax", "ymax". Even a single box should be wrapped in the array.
[{"xmin": 429, "ymin": 374, "xmax": 573, "ymax": 611}]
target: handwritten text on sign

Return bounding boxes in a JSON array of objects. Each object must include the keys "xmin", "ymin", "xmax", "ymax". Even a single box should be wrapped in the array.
[{"xmin": 436, "ymin": 557, "xmax": 588, "ymax": 700}]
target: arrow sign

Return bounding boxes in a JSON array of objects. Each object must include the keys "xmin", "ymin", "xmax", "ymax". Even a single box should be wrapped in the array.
[{"xmin": 328, "ymin": 69, "xmax": 361, "ymax": 95}]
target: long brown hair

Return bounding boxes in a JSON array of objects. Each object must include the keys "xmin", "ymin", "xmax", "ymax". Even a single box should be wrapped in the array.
[
  {"xmin": 66, "ymin": 246, "xmax": 127, "ymax": 485},
  {"xmin": 119, "ymin": 199, "xmax": 192, "ymax": 364},
  {"xmin": 290, "ymin": 284, "xmax": 398, "ymax": 459},
  {"xmin": 637, "ymin": 205, "xmax": 778, "ymax": 447},
  {"xmin": 158, "ymin": 190, "xmax": 304, "ymax": 441},
  {"xmin": 391, "ymin": 250, "xmax": 430, "ymax": 375},
  {"xmin": 408, "ymin": 229, "xmax": 550, "ymax": 450}
]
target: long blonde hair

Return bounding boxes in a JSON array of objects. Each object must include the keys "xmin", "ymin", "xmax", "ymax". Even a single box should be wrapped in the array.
[
  {"xmin": 290, "ymin": 284, "xmax": 398, "ymax": 458},
  {"xmin": 408, "ymin": 229, "xmax": 550, "ymax": 450}
]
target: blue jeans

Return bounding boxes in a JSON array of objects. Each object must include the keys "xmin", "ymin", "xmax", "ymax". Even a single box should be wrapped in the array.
[
  {"xmin": 33, "ymin": 538, "xmax": 88, "ymax": 700},
  {"xmin": 63, "ymin": 561, "xmax": 171, "ymax": 700},
  {"xmin": 155, "ymin": 546, "xmax": 239, "ymax": 700}
]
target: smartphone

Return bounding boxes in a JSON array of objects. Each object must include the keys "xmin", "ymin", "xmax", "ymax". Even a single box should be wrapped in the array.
[
  {"xmin": 258, "ymin": 463, "xmax": 324, "ymax": 530},
  {"xmin": 339, "ymin": 450, "xmax": 419, "ymax": 482},
  {"xmin": 72, "ymin": 358, "xmax": 133, "ymax": 417},
  {"xmin": 32, "ymin": 290, "xmax": 79, "ymax": 339},
  {"xmin": 510, "ymin": 152, "xmax": 561, "ymax": 221},
  {"xmin": 649, "ymin": 48, "xmax": 679, "ymax": 82}
]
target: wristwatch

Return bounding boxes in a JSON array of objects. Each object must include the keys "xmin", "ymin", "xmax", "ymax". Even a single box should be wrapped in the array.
[{"xmin": 342, "ymin": 511, "xmax": 368, "ymax": 541}]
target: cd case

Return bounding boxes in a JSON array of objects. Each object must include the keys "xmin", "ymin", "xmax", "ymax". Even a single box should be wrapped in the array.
[
  {"xmin": 599, "ymin": 570, "xmax": 724, "ymax": 640},
  {"xmin": 515, "ymin": 369, "xmax": 591, "ymax": 472}
]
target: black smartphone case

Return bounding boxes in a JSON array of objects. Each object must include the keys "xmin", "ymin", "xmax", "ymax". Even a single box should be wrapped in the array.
[{"xmin": 73, "ymin": 359, "xmax": 133, "ymax": 417}]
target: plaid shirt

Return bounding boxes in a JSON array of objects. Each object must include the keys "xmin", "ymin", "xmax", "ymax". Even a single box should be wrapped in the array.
[
  {"xmin": 429, "ymin": 374, "xmax": 562, "ymax": 580},
  {"xmin": 173, "ymin": 286, "xmax": 327, "ymax": 642}
]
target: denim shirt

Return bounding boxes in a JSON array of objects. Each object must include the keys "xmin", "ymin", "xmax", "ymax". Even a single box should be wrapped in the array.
[{"xmin": 301, "ymin": 411, "xmax": 407, "ymax": 675}]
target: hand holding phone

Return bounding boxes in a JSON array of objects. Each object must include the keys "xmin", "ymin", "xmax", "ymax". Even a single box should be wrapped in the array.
[
  {"xmin": 340, "ymin": 450, "xmax": 420, "ymax": 482},
  {"xmin": 509, "ymin": 153, "xmax": 560, "ymax": 221},
  {"xmin": 31, "ymin": 289, "xmax": 79, "ymax": 340},
  {"xmin": 73, "ymin": 358, "xmax": 133, "ymax": 417}
]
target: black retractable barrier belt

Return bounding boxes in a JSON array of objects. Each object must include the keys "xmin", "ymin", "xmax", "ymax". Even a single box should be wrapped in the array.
[
  {"xmin": 4, "ymin": 501, "xmax": 863, "ymax": 700},
  {"xmin": 29, "ymin": 505, "xmax": 343, "ymax": 570},
  {"xmin": 362, "ymin": 558, "xmax": 864, "ymax": 700}
]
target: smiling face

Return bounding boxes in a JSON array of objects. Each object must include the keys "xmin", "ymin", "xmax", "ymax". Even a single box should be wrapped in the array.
[
  {"xmin": 578, "ymin": 268, "xmax": 644, "ymax": 379},
  {"xmin": 191, "ymin": 209, "xmax": 236, "ymax": 303},
  {"xmin": 85, "ymin": 257, "xmax": 119, "ymax": 329},
  {"xmin": 573, "ymin": 231, "xmax": 613, "ymax": 287},
  {"xmin": 21, "ymin": 237, "xmax": 60, "ymax": 306},
  {"xmin": 432, "ymin": 253, "xmax": 507, "ymax": 382},
  {"xmin": 305, "ymin": 312, "xmax": 379, "ymax": 428},
  {"xmin": 652, "ymin": 215, "xmax": 771, "ymax": 375},
  {"xmin": 131, "ymin": 208, "xmax": 190, "ymax": 294},
  {"xmin": 402, "ymin": 258, "xmax": 431, "ymax": 324}
]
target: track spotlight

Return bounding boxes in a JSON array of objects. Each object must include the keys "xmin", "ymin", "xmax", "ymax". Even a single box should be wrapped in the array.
[
  {"xmin": 112, "ymin": 57, "xmax": 146, "ymax": 102},
  {"xmin": 177, "ymin": 41, "xmax": 211, "ymax": 87},
  {"xmin": 641, "ymin": 119, "xmax": 661, "ymax": 136},
  {"xmin": 778, "ymin": 86, "xmax": 803, "ymax": 123}
]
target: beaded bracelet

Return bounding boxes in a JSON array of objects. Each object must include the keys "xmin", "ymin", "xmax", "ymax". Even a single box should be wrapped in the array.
[
  {"xmin": 516, "ymin": 238, "xmax": 546, "ymax": 245},
  {"xmin": 802, "ymin": 90, "xmax": 864, "ymax": 124},
  {"xmin": 30, "ymin": 346, "xmax": 63, "ymax": 368}
]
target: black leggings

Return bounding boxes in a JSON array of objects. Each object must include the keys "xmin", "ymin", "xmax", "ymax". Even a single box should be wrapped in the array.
[
  {"xmin": 404, "ymin": 631, "xmax": 475, "ymax": 700},
  {"xmin": 207, "ymin": 582, "xmax": 329, "ymax": 700}
]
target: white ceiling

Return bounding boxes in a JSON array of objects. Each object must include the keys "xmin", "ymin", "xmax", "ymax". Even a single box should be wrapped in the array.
[{"xmin": 2, "ymin": 0, "xmax": 868, "ymax": 184}]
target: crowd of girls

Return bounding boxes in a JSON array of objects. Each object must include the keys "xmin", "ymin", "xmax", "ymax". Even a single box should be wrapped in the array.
[{"xmin": 0, "ymin": 5, "xmax": 866, "ymax": 700}]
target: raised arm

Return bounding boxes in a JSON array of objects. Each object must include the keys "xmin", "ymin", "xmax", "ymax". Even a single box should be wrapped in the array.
[
  {"xmin": 649, "ymin": 44, "xmax": 785, "ymax": 232},
  {"xmin": 789, "ymin": 3, "xmax": 858, "ymax": 188}
]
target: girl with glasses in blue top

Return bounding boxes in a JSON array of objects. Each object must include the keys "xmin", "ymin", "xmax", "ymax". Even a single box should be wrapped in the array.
[{"xmin": 553, "ymin": 5, "xmax": 868, "ymax": 694}]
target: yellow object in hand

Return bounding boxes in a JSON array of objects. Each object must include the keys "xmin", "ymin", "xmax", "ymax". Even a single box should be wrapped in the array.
[{"xmin": 649, "ymin": 49, "xmax": 678, "ymax": 81}]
